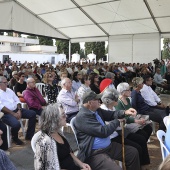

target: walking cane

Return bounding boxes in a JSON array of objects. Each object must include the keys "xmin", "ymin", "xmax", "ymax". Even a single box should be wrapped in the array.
[{"xmin": 121, "ymin": 120, "xmax": 126, "ymax": 170}]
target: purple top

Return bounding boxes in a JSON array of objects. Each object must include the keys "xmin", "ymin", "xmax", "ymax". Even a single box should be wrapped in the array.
[{"xmin": 23, "ymin": 87, "xmax": 46, "ymax": 110}]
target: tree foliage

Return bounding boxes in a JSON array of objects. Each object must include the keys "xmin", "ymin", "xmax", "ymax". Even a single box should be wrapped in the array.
[
  {"xmin": 85, "ymin": 42, "xmax": 105, "ymax": 60},
  {"xmin": 71, "ymin": 43, "xmax": 80, "ymax": 54},
  {"xmin": 79, "ymin": 49, "xmax": 85, "ymax": 59},
  {"xmin": 56, "ymin": 40, "xmax": 69, "ymax": 57},
  {"xmin": 162, "ymin": 38, "xmax": 170, "ymax": 59},
  {"xmin": 55, "ymin": 40, "xmax": 80, "ymax": 59},
  {"xmin": 39, "ymin": 36, "xmax": 53, "ymax": 46},
  {"xmin": 27, "ymin": 35, "xmax": 38, "ymax": 39}
]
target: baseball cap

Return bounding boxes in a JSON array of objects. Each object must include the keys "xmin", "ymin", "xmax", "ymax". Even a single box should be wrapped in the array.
[{"xmin": 82, "ymin": 91, "xmax": 102, "ymax": 104}]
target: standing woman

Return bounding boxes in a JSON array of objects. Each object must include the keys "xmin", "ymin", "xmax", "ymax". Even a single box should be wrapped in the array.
[
  {"xmin": 34, "ymin": 103, "xmax": 91, "ymax": 170},
  {"xmin": 89, "ymin": 73, "xmax": 100, "ymax": 94},
  {"xmin": 14, "ymin": 72, "xmax": 27, "ymax": 102},
  {"xmin": 77, "ymin": 75, "xmax": 91, "ymax": 107},
  {"xmin": 43, "ymin": 72, "xmax": 58, "ymax": 104}
]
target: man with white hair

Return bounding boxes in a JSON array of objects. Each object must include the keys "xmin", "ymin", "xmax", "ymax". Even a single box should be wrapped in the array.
[{"xmin": 57, "ymin": 78, "xmax": 79, "ymax": 123}]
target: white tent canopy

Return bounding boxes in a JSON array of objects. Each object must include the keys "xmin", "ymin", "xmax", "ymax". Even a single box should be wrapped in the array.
[{"xmin": 0, "ymin": 0, "xmax": 170, "ymax": 62}]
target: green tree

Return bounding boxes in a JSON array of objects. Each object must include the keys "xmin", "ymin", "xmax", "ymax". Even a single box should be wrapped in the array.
[
  {"xmin": 39, "ymin": 36, "xmax": 53, "ymax": 46},
  {"xmin": 162, "ymin": 38, "xmax": 170, "ymax": 59},
  {"xmin": 79, "ymin": 49, "xmax": 85, "ymax": 59},
  {"xmin": 71, "ymin": 43, "xmax": 80, "ymax": 54},
  {"xmin": 85, "ymin": 42, "xmax": 105, "ymax": 60},
  {"xmin": 56, "ymin": 40, "xmax": 69, "ymax": 58},
  {"xmin": 27, "ymin": 35, "xmax": 38, "ymax": 39}
]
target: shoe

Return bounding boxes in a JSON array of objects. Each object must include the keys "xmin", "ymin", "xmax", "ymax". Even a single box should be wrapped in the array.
[{"xmin": 12, "ymin": 138, "xmax": 24, "ymax": 145}]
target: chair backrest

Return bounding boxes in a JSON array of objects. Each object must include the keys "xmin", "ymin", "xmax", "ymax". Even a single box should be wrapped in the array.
[
  {"xmin": 35, "ymin": 83, "xmax": 45, "ymax": 96},
  {"xmin": 70, "ymin": 117, "xmax": 80, "ymax": 150},
  {"xmin": 31, "ymin": 131, "xmax": 42, "ymax": 153},
  {"xmin": 156, "ymin": 130, "xmax": 170, "ymax": 160},
  {"xmin": 163, "ymin": 116, "xmax": 170, "ymax": 130}
]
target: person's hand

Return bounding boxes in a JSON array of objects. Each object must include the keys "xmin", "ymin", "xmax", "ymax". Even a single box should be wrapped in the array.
[
  {"xmin": 125, "ymin": 108, "xmax": 137, "ymax": 116},
  {"xmin": 157, "ymin": 103, "xmax": 165, "ymax": 109},
  {"xmin": 12, "ymin": 111, "xmax": 20, "ymax": 120},
  {"xmin": 75, "ymin": 94, "xmax": 80, "ymax": 103},
  {"xmin": 81, "ymin": 163, "xmax": 91, "ymax": 170},
  {"xmin": 16, "ymin": 110, "xmax": 22, "ymax": 119},
  {"xmin": 135, "ymin": 118, "xmax": 146, "ymax": 125},
  {"xmin": 41, "ymin": 106, "xmax": 46, "ymax": 109}
]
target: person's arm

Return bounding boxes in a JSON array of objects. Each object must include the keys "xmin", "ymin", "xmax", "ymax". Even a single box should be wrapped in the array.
[
  {"xmin": 140, "ymin": 85, "xmax": 157, "ymax": 106},
  {"xmin": 70, "ymin": 153, "xmax": 91, "ymax": 170},
  {"xmin": 23, "ymin": 90, "xmax": 42, "ymax": 110},
  {"xmin": 58, "ymin": 92, "xmax": 78, "ymax": 107},
  {"xmin": 1, "ymin": 106, "xmax": 20, "ymax": 120}
]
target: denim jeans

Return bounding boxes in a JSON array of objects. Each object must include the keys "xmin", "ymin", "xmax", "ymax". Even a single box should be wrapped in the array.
[{"xmin": 2, "ymin": 108, "xmax": 36, "ymax": 139}]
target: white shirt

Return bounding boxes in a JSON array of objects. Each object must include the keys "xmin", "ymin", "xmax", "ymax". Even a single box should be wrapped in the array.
[
  {"xmin": 140, "ymin": 84, "xmax": 161, "ymax": 106},
  {"xmin": 118, "ymin": 67, "xmax": 126, "ymax": 73},
  {"xmin": 0, "ymin": 88, "xmax": 21, "ymax": 111},
  {"xmin": 127, "ymin": 66, "xmax": 134, "ymax": 72}
]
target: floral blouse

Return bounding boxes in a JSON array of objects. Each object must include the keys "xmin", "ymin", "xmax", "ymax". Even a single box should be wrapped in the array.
[{"xmin": 44, "ymin": 84, "xmax": 58, "ymax": 104}]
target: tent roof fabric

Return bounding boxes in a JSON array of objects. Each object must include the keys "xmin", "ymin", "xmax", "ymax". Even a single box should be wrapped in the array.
[{"xmin": 1, "ymin": 0, "xmax": 170, "ymax": 41}]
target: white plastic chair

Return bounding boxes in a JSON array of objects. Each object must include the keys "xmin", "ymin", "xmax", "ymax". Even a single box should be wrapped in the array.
[
  {"xmin": 156, "ymin": 130, "xmax": 170, "ymax": 160},
  {"xmin": 35, "ymin": 83, "xmax": 45, "ymax": 96},
  {"xmin": 70, "ymin": 117, "xmax": 80, "ymax": 150},
  {"xmin": 5, "ymin": 124, "xmax": 11, "ymax": 148},
  {"xmin": 163, "ymin": 116, "xmax": 170, "ymax": 130},
  {"xmin": 31, "ymin": 131, "xmax": 41, "ymax": 153}
]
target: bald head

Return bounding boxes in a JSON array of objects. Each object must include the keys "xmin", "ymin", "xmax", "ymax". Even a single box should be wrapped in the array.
[
  {"xmin": 61, "ymin": 78, "xmax": 72, "ymax": 91},
  {"xmin": 27, "ymin": 78, "xmax": 36, "ymax": 89}
]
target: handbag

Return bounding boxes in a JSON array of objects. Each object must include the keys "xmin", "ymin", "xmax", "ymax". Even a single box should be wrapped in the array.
[{"xmin": 118, "ymin": 98, "xmax": 151, "ymax": 133}]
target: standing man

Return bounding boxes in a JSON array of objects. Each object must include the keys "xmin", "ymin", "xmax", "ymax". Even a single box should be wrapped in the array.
[
  {"xmin": 0, "ymin": 76, "xmax": 36, "ymax": 144},
  {"xmin": 57, "ymin": 78, "xmax": 79, "ymax": 123},
  {"xmin": 23, "ymin": 78, "xmax": 47, "ymax": 116},
  {"xmin": 74, "ymin": 91, "xmax": 140, "ymax": 170}
]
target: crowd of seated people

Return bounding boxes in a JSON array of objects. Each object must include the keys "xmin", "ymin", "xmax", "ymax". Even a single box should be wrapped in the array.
[{"xmin": 0, "ymin": 59, "xmax": 169, "ymax": 169}]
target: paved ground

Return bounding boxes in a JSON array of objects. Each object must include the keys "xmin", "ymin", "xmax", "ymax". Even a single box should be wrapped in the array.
[{"xmin": 7, "ymin": 94, "xmax": 170, "ymax": 170}]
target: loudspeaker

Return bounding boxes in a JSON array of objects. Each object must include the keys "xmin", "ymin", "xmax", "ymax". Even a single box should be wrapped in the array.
[
  {"xmin": 103, "ymin": 55, "xmax": 107, "ymax": 61},
  {"xmin": 2, "ymin": 55, "xmax": 9, "ymax": 64}
]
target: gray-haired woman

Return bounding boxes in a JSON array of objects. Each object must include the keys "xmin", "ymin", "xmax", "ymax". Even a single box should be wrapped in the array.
[
  {"xmin": 101, "ymin": 88, "xmax": 151, "ymax": 169},
  {"xmin": 34, "ymin": 103, "xmax": 91, "ymax": 170}
]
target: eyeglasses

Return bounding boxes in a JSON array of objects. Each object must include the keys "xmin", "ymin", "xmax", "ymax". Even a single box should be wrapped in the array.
[
  {"xmin": 21, "ymin": 76, "xmax": 25, "ymax": 77},
  {"xmin": 95, "ymin": 76, "xmax": 99, "ymax": 78},
  {"xmin": 48, "ymin": 75, "xmax": 52, "ymax": 78}
]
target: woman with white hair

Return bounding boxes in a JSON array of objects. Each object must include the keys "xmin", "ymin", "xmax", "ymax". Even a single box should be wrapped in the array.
[
  {"xmin": 116, "ymin": 82, "xmax": 152, "ymax": 142},
  {"xmin": 34, "ymin": 103, "xmax": 91, "ymax": 170},
  {"xmin": 101, "ymin": 88, "xmax": 151, "ymax": 169}
]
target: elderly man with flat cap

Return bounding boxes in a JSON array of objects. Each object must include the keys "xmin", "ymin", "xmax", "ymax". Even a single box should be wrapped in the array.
[{"xmin": 73, "ymin": 91, "xmax": 140, "ymax": 170}]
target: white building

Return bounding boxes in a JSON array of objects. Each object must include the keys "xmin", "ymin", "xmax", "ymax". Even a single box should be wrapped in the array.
[{"xmin": 0, "ymin": 35, "xmax": 66, "ymax": 64}]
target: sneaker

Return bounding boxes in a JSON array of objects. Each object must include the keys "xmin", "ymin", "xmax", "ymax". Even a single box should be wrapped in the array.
[{"xmin": 12, "ymin": 138, "xmax": 24, "ymax": 145}]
